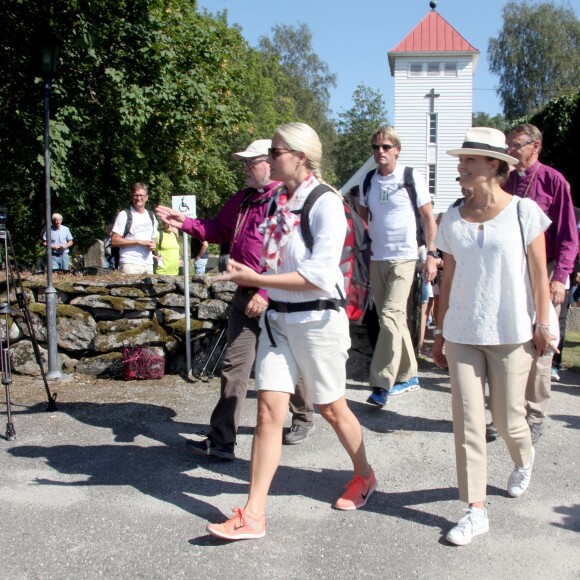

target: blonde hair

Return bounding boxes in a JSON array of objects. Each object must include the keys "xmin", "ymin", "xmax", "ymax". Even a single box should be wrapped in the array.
[
  {"xmin": 274, "ymin": 122, "xmax": 323, "ymax": 181},
  {"xmin": 371, "ymin": 126, "xmax": 401, "ymax": 149}
]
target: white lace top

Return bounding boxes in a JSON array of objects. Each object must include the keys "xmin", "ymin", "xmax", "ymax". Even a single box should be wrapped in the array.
[{"xmin": 435, "ymin": 197, "xmax": 550, "ymax": 345}]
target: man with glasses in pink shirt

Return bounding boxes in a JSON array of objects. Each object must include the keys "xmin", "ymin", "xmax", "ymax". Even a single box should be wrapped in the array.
[
  {"xmin": 499, "ymin": 123, "xmax": 578, "ymax": 443},
  {"xmin": 156, "ymin": 140, "xmax": 314, "ymax": 459}
]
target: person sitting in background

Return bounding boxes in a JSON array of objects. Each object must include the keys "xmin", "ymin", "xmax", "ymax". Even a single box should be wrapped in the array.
[
  {"xmin": 42, "ymin": 213, "xmax": 73, "ymax": 272},
  {"xmin": 154, "ymin": 222, "xmax": 180, "ymax": 275}
]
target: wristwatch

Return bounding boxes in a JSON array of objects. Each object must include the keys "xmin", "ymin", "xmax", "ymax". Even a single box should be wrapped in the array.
[
  {"xmin": 426, "ymin": 250, "xmax": 439, "ymax": 258},
  {"xmin": 433, "ymin": 328, "xmax": 443, "ymax": 336}
]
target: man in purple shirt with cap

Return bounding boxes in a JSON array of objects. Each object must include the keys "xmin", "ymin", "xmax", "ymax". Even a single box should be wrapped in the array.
[
  {"xmin": 156, "ymin": 139, "xmax": 314, "ymax": 460},
  {"xmin": 502, "ymin": 123, "xmax": 578, "ymax": 443}
]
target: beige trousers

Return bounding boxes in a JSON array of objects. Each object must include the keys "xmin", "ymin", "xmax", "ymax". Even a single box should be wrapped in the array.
[
  {"xmin": 369, "ymin": 259, "xmax": 418, "ymax": 390},
  {"xmin": 446, "ymin": 341, "xmax": 534, "ymax": 504}
]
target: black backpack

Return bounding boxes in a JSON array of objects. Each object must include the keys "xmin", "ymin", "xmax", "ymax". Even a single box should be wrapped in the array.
[{"xmin": 362, "ymin": 166, "xmax": 426, "ymax": 246}]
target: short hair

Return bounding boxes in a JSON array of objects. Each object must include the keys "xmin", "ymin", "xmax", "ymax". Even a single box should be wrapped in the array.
[
  {"xmin": 132, "ymin": 182, "xmax": 148, "ymax": 195},
  {"xmin": 508, "ymin": 123, "xmax": 543, "ymax": 146},
  {"xmin": 274, "ymin": 122, "xmax": 323, "ymax": 180},
  {"xmin": 371, "ymin": 126, "xmax": 401, "ymax": 149},
  {"xmin": 52, "ymin": 213, "xmax": 63, "ymax": 221}
]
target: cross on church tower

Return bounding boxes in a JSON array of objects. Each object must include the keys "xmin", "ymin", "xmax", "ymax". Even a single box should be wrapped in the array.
[{"xmin": 425, "ymin": 88, "xmax": 440, "ymax": 113}]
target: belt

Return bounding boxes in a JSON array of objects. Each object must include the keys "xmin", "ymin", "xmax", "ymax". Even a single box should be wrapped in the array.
[{"xmin": 264, "ymin": 297, "xmax": 344, "ymax": 347}]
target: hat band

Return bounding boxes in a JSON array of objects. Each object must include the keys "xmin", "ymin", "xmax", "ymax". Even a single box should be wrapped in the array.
[{"xmin": 462, "ymin": 141, "xmax": 507, "ymax": 154}]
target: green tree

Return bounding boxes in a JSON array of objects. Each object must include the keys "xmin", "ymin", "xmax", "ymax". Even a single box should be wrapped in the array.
[
  {"xmin": 258, "ymin": 23, "xmax": 338, "ymax": 182},
  {"xmin": 0, "ymin": 0, "xmax": 251, "ymax": 265},
  {"xmin": 488, "ymin": 1, "xmax": 580, "ymax": 120},
  {"xmin": 527, "ymin": 91, "xmax": 580, "ymax": 206},
  {"xmin": 334, "ymin": 85, "xmax": 389, "ymax": 188},
  {"xmin": 472, "ymin": 112, "xmax": 508, "ymax": 132}
]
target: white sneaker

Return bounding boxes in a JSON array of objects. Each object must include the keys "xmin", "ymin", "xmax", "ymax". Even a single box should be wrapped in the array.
[
  {"xmin": 446, "ymin": 507, "xmax": 489, "ymax": 546},
  {"xmin": 507, "ymin": 446, "xmax": 535, "ymax": 497}
]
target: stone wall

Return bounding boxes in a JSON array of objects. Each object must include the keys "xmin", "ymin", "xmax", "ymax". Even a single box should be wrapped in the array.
[{"xmin": 1, "ymin": 273, "xmax": 372, "ymax": 379}]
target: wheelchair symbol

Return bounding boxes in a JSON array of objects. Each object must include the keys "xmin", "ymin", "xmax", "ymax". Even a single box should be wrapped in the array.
[{"xmin": 179, "ymin": 197, "xmax": 190, "ymax": 212}]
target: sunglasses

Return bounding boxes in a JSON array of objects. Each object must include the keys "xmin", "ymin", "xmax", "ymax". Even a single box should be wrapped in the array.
[
  {"xmin": 268, "ymin": 147, "xmax": 295, "ymax": 159},
  {"xmin": 372, "ymin": 143, "xmax": 396, "ymax": 152}
]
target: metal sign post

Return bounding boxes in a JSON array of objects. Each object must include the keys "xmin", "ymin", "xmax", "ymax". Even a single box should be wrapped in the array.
[{"xmin": 171, "ymin": 196, "xmax": 196, "ymax": 379}]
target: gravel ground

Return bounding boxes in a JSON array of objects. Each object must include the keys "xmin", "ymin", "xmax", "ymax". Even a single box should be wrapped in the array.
[{"xmin": 0, "ymin": 358, "xmax": 579, "ymax": 579}]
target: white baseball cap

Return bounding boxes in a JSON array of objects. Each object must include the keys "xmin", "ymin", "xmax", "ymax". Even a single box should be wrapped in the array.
[{"xmin": 232, "ymin": 139, "xmax": 272, "ymax": 161}]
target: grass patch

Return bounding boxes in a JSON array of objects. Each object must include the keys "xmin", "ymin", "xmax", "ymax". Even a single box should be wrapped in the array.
[{"xmin": 562, "ymin": 332, "xmax": 580, "ymax": 374}]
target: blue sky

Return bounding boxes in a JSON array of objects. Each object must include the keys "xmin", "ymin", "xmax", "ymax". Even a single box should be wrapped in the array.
[{"xmin": 197, "ymin": 0, "xmax": 580, "ymax": 121}]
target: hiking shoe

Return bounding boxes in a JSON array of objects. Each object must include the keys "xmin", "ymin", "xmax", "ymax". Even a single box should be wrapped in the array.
[
  {"xmin": 528, "ymin": 421, "xmax": 544, "ymax": 444},
  {"xmin": 186, "ymin": 438, "xmax": 235, "ymax": 461},
  {"xmin": 508, "ymin": 447, "xmax": 535, "ymax": 498},
  {"xmin": 206, "ymin": 507, "xmax": 265, "ymax": 541},
  {"xmin": 389, "ymin": 376, "xmax": 420, "ymax": 396},
  {"xmin": 486, "ymin": 422, "xmax": 500, "ymax": 443},
  {"xmin": 284, "ymin": 423, "xmax": 315, "ymax": 445},
  {"xmin": 446, "ymin": 507, "xmax": 489, "ymax": 546},
  {"xmin": 335, "ymin": 467, "xmax": 377, "ymax": 510},
  {"xmin": 551, "ymin": 367, "xmax": 560, "ymax": 381},
  {"xmin": 366, "ymin": 388, "xmax": 388, "ymax": 407}
]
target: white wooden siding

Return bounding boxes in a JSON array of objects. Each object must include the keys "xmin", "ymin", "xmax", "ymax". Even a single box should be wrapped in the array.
[{"xmin": 392, "ymin": 54, "xmax": 474, "ymax": 213}]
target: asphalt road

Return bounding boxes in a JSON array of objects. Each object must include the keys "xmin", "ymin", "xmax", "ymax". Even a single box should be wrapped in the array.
[{"xmin": 1, "ymin": 361, "xmax": 578, "ymax": 579}]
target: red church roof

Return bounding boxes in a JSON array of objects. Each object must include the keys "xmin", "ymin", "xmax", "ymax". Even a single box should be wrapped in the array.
[
  {"xmin": 388, "ymin": 9, "xmax": 478, "ymax": 73},
  {"xmin": 390, "ymin": 9, "xmax": 478, "ymax": 53}
]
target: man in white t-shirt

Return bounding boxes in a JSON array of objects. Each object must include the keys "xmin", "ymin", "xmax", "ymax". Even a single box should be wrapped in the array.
[
  {"xmin": 111, "ymin": 182, "xmax": 159, "ymax": 275},
  {"xmin": 358, "ymin": 126, "xmax": 438, "ymax": 406}
]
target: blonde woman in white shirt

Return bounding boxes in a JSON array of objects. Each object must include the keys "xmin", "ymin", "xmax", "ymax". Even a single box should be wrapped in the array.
[
  {"xmin": 432, "ymin": 128, "xmax": 553, "ymax": 546},
  {"xmin": 206, "ymin": 122, "xmax": 376, "ymax": 541}
]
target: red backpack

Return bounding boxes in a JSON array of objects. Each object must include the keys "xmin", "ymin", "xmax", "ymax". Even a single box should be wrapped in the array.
[{"xmin": 293, "ymin": 185, "xmax": 371, "ymax": 324}]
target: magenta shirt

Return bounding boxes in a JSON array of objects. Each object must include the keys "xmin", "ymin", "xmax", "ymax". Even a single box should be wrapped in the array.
[
  {"xmin": 503, "ymin": 161, "xmax": 578, "ymax": 284},
  {"xmin": 182, "ymin": 181, "xmax": 282, "ymax": 299}
]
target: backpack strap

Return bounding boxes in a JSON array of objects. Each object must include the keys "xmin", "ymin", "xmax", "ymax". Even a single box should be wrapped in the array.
[
  {"xmin": 297, "ymin": 184, "xmax": 335, "ymax": 252},
  {"xmin": 122, "ymin": 207, "xmax": 132, "ymax": 238},
  {"xmin": 403, "ymin": 166, "xmax": 420, "ymax": 218},
  {"xmin": 122, "ymin": 207, "xmax": 156, "ymax": 238},
  {"xmin": 362, "ymin": 169, "xmax": 376, "ymax": 222}
]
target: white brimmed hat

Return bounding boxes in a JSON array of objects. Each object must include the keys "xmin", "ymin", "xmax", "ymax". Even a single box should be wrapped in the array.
[
  {"xmin": 447, "ymin": 127, "xmax": 518, "ymax": 165},
  {"xmin": 232, "ymin": 139, "xmax": 271, "ymax": 160}
]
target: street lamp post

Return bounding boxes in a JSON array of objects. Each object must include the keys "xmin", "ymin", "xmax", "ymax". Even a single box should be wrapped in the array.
[{"xmin": 41, "ymin": 41, "xmax": 61, "ymax": 380}]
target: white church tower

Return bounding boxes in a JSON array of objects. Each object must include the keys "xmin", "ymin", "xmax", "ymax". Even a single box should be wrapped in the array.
[{"xmin": 388, "ymin": 2, "xmax": 479, "ymax": 212}]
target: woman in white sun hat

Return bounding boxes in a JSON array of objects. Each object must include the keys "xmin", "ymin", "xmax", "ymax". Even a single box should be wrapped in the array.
[{"xmin": 432, "ymin": 127, "xmax": 554, "ymax": 546}]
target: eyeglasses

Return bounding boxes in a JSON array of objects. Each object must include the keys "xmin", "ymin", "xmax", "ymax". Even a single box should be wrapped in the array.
[
  {"xmin": 506, "ymin": 140, "xmax": 533, "ymax": 150},
  {"xmin": 244, "ymin": 158, "xmax": 267, "ymax": 168},
  {"xmin": 372, "ymin": 143, "xmax": 396, "ymax": 152},
  {"xmin": 268, "ymin": 147, "xmax": 294, "ymax": 159}
]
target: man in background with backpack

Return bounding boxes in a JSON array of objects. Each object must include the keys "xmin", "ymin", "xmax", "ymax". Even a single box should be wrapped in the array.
[
  {"xmin": 359, "ymin": 126, "xmax": 438, "ymax": 407},
  {"xmin": 111, "ymin": 182, "xmax": 159, "ymax": 275}
]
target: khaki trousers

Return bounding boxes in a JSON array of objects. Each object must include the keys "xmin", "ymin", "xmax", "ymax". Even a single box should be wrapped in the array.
[
  {"xmin": 369, "ymin": 260, "xmax": 417, "ymax": 390},
  {"xmin": 446, "ymin": 341, "xmax": 534, "ymax": 504},
  {"xmin": 525, "ymin": 259, "xmax": 559, "ymax": 423}
]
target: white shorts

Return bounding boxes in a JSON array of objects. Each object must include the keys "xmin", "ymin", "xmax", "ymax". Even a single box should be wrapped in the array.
[
  {"xmin": 119, "ymin": 262, "xmax": 154, "ymax": 275},
  {"xmin": 255, "ymin": 309, "xmax": 350, "ymax": 405}
]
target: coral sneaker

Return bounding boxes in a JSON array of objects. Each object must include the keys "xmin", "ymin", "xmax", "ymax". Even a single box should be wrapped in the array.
[
  {"xmin": 206, "ymin": 508, "xmax": 266, "ymax": 541},
  {"xmin": 335, "ymin": 467, "xmax": 377, "ymax": 510}
]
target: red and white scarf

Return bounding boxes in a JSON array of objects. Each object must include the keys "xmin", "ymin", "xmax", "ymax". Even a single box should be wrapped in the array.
[{"xmin": 259, "ymin": 188, "xmax": 300, "ymax": 272}]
